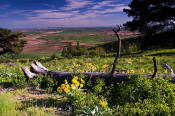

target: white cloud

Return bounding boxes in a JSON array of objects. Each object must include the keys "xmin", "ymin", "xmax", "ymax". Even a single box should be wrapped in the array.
[
  {"xmin": 2, "ymin": 0, "xmax": 132, "ymax": 28},
  {"xmin": 60, "ymin": 0, "xmax": 92, "ymax": 10},
  {"xmin": 94, "ymin": 6, "xmax": 129, "ymax": 14},
  {"xmin": 27, "ymin": 10, "xmax": 79, "ymax": 20},
  {"xmin": 91, "ymin": 1, "xmax": 113, "ymax": 9}
]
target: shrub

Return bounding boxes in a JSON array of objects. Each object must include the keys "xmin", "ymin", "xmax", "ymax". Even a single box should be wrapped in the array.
[
  {"xmin": 61, "ymin": 42, "xmax": 90, "ymax": 57},
  {"xmin": 107, "ymin": 76, "xmax": 175, "ymax": 115},
  {"xmin": 29, "ymin": 75, "xmax": 57, "ymax": 92},
  {"xmin": 88, "ymin": 47, "xmax": 106, "ymax": 56}
]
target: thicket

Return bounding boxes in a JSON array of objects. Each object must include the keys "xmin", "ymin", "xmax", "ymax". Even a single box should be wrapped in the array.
[
  {"xmin": 61, "ymin": 42, "xmax": 106, "ymax": 57},
  {"xmin": 40, "ymin": 73, "xmax": 175, "ymax": 115},
  {"xmin": 97, "ymin": 29, "xmax": 175, "ymax": 55},
  {"xmin": 56, "ymin": 75, "xmax": 175, "ymax": 115}
]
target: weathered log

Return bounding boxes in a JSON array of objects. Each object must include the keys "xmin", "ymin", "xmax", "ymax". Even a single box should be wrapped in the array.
[
  {"xmin": 21, "ymin": 61, "xmax": 175, "ymax": 83},
  {"xmin": 21, "ymin": 67, "xmax": 37, "ymax": 81}
]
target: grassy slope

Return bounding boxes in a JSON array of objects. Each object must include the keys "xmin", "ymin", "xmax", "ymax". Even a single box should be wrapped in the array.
[{"xmin": 0, "ymin": 48, "xmax": 175, "ymax": 115}]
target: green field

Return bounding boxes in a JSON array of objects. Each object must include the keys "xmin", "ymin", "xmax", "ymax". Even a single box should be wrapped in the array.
[{"xmin": 37, "ymin": 29, "xmax": 131, "ymax": 43}]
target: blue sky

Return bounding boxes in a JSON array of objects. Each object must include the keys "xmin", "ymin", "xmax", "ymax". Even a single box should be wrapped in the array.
[{"xmin": 0, "ymin": 0, "xmax": 132, "ymax": 29}]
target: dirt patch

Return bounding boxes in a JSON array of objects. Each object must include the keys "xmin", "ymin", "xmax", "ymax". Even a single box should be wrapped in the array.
[
  {"xmin": 23, "ymin": 40, "xmax": 47, "ymax": 48},
  {"xmin": 12, "ymin": 88, "xmax": 71, "ymax": 116},
  {"xmin": 0, "ymin": 87, "xmax": 15, "ymax": 94}
]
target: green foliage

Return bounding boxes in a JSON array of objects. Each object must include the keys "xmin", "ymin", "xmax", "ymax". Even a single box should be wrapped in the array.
[
  {"xmin": 107, "ymin": 76, "xmax": 175, "ymax": 115},
  {"xmin": 61, "ymin": 42, "xmax": 89, "ymax": 57},
  {"xmin": 0, "ymin": 28, "xmax": 26, "ymax": 54},
  {"xmin": 29, "ymin": 75, "xmax": 57, "ymax": 92},
  {"xmin": 77, "ymin": 106, "xmax": 112, "ymax": 116},
  {"xmin": 140, "ymin": 30, "xmax": 175, "ymax": 50},
  {"xmin": 89, "ymin": 47, "xmax": 106, "ymax": 56},
  {"xmin": 1, "ymin": 48, "xmax": 175, "ymax": 115},
  {"xmin": 61, "ymin": 42, "xmax": 107, "ymax": 57},
  {"xmin": 124, "ymin": 0, "xmax": 175, "ymax": 34}
]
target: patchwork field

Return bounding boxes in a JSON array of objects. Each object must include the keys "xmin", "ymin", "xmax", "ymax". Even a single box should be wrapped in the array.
[{"xmin": 21, "ymin": 28, "xmax": 139, "ymax": 53}]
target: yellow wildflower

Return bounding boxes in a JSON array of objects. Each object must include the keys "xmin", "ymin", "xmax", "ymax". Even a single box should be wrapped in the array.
[
  {"xmin": 66, "ymin": 84, "xmax": 70, "ymax": 89},
  {"xmin": 57, "ymin": 87, "xmax": 62, "ymax": 94},
  {"xmin": 73, "ymin": 63, "xmax": 80, "ymax": 67},
  {"xmin": 81, "ymin": 79, "xmax": 85, "ymax": 84},
  {"xmin": 71, "ymin": 84, "xmax": 76, "ymax": 89},
  {"xmin": 91, "ymin": 66, "xmax": 97, "ymax": 72},
  {"xmin": 64, "ymin": 87, "xmax": 70, "ymax": 93},
  {"xmin": 75, "ymin": 81, "xmax": 80, "ymax": 88},
  {"xmin": 61, "ymin": 84, "xmax": 66, "ymax": 89},
  {"xmin": 77, "ymin": 69, "xmax": 84, "ymax": 73},
  {"xmin": 100, "ymin": 100, "xmax": 108, "ymax": 107},
  {"xmin": 102, "ymin": 64, "xmax": 108, "ymax": 69},
  {"xmin": 164, "ymin": 69, "xmax": 168, "ymax": 74},
  {"xmin": 72, "ymin": 76, "xmax": 78, "ymax": 83},
  {"xmin": 80, "ymin": 84, "xmax": 84, "ymax": 87},
  {"xmin": 130, "ymin": 69, "xmax": 135, "ymax": 73},
  {"xmin": 126, "ymin": 70, "xmax": 130, "ymax": 73},
  {"xmin": 87, "ymin": 63, "xmax": 92, "ymax": 67},
  {"xmin": 65, "ymin": 80, "xmax": 68, "ymax": 84}
]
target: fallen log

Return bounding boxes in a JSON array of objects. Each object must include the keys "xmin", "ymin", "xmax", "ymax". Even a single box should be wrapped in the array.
[{"xmin": 21, "ymin": 61, "xmax": 175, "ymax": 83}]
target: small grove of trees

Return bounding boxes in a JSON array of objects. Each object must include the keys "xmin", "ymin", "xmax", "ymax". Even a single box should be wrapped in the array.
[
  {"xmin": 0, "ymin": 28, "xmax": 26, "ymax": 55},
  {"xmin": 61, "ymin": 42, "xmax": 106, "ymax": 57},
  {"xmin": 123, "ymin": 0, "xmax": 175, "ymax": 50}
]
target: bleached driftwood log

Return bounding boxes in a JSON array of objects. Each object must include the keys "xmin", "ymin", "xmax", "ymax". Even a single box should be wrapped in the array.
[{"xmin": 21, "ymin": 61, "xmax": 175, "ymax": 83}]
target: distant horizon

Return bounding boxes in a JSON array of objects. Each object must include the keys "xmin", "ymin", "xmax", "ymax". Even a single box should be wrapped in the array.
[
  {"xmin": 0, "ymin": 0, "xmax": 132, "ymax": 29},
  {"xmin": 10, "ymin": 26, "xmax": 117, "ymax": 30}
]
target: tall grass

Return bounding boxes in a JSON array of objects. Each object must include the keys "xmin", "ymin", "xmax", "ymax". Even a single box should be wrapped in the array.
[{"xmin": 0, "ymin": 93, "xmax": 20, "ymax": 116}]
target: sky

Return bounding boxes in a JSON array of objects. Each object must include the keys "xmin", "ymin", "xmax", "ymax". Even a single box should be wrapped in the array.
[{"xmin": 0, "ymin": 0, "xmax": 132, "ymax": 29}]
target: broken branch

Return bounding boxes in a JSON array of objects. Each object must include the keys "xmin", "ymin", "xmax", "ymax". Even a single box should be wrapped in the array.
[
  {"xmin": 111, "ymin": 25, "xmax": 121, "ymax": 74},
  {"xmin": 152, "ymin": 57, "xmax": 157, "ymax": 79}
]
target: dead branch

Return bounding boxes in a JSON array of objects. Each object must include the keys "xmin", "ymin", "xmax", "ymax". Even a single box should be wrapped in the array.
[
  {"xmin": 161, "ymin": 63, "xmax": 175, "ymax": 75},
  {"xmin": 152, "ymin": 57, "xmax": 157, "ymax": 79},
  {"xmin": 111, "ymin": 25, "xmax": 121, "ymax": 74}
]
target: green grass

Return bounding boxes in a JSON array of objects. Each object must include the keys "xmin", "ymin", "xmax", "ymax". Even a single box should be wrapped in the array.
[
  {"xmin": 14, "ymin": 52, "xmax": 61, "ymax": 59},
  {"xmin": 37, "ymin": 30, "xmax": 133, "ymax": 44},
  {"xmin": 0, "ymin": 91, "xmax": 60, "ymax": 116},
  {"xmin": 60, "ymin": 28, "xmax": 104, "ymax": 34},
  {"xmin": 0, "ymin": 93, "xmax": 18, "ymax": 116}
]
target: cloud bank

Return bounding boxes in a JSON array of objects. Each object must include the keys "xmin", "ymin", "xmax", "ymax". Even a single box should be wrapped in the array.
[{"xmin": 0, "ymin": 0, "xmax": 131, "ymax": 28}]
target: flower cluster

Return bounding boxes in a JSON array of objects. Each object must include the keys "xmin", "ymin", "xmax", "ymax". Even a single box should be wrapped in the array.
[
  {"xmin": 102, "ymin": 64, "xmax": 108, "ymax": 69},
  {"xmin": 99, "ymin": 100, "xmax": 108, "ymax": 107},
  {"xmin": 57, "ymin": 76, "xmax": 85, "ymax": 94}
]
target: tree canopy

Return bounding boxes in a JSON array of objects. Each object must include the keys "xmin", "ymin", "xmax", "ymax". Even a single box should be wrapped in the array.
[
  {"xmin": 124, "ymin": 0, "xmax": 175, "ymax": 34},
  {"xmin": 0, "ymin": 28, "xmax": 26, "ymax": 54}
]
